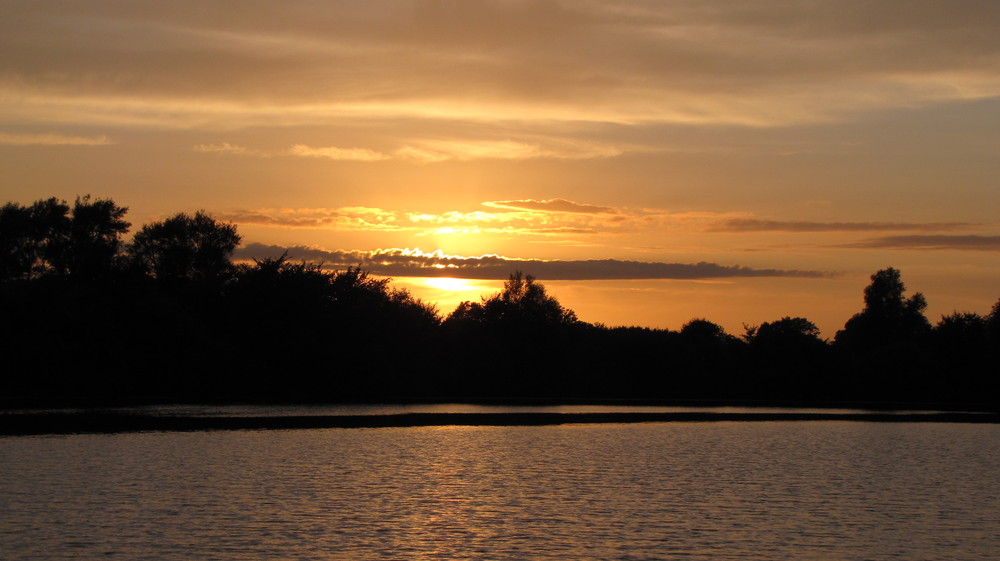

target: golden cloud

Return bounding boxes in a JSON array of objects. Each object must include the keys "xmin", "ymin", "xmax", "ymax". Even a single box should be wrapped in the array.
[
  {"xmin": 484, "ymin": 199, "xmax": 620, "ymax": 214},
  {"xmin": 286, "ymin": 144, "xmax": 391, "ymax": 161}
]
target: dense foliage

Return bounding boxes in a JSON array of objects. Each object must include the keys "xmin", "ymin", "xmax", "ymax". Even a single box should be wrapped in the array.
[{"xmin": 2, "ymin": 196, "xmax": 998, "ymax": 407}]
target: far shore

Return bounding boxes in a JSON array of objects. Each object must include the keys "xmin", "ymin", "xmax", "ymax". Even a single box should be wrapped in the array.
[{"xmin": 3, "ymin": 407, "xmax": 1000, "ymax": 436}]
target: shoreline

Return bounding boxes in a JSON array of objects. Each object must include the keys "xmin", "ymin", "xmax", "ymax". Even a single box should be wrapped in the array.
[{"xmin": 4, "ymin": 410, "xmax": 1000, "ymax": 436}]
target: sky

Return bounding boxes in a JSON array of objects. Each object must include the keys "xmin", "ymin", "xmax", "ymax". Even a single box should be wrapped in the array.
[{"xmin": 3, "ymin": 0, "xmax": 999, "ymax": 338}]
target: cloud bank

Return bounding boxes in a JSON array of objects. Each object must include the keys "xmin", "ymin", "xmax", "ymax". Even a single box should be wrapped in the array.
[{"xmin": 233, "ymin": 243, "xmax": 828, "ymax": 280}]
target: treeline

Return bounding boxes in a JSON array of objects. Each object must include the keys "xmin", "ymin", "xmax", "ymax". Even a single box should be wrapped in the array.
[{"xmin": 1, "ymin": 196, "xmax": 998, "ymax": 407}]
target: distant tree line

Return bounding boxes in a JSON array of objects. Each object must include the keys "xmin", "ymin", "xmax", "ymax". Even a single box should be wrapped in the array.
[{"xmin": 2, "ymin": 196, "xmax": 998, "ymax": 408}]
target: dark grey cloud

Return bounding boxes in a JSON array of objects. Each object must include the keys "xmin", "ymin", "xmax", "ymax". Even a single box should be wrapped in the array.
[
  {"xmin": 233, "ymin": 243, "xmax": 829, "ymax": 280},
  {"xmin": 713, "ymin": 219, "xmax": 972, "ymax": 233},
  {"xmin": 846, "ymin": 235, "xmax": 1000, "ymax": 251}
]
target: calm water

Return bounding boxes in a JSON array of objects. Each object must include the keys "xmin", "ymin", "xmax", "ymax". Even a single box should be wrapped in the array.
[{"xmin": 2, "ymin": 421, "xmax": 999, "ymax": 560}]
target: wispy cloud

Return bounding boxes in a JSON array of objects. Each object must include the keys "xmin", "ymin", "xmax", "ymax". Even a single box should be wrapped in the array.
[
  {"xmin": 287, "ymin": 144, "xmax": 390, "ymax": 161},
  {"xmin": 0, "ymin": 132, "xmax": 112, "ymax": 146},
  {"xmin": 221, "ymin": 201, "xmax": 626, "ymax": 236},
  {"xmin": 193, "ymin": 138, "xmax": 621, "ymax": 163},
  {"xmin": 845, "ymin": 235, "xmax": 1000, "ymax": 251},
  {"xmin": 395, "ymin": 139, "xmax": 622, "ymax": 162},
  {"xmin": 484, "ymin": 199, "xmax": 620, "ymax": 214},
  {"xmin": 233, "ymin": 243, "xmax": 829, "ymax": 280},
  {"xmin": 217, "ymin": 207, "xmax": 399, "ymax": 230},
  {"xmin": 192, "ymin": 142, "xmax": 260, "ymax": 156}
]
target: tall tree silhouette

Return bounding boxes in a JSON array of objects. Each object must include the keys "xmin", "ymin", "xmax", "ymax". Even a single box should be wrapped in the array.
[
  {"xmin": 835, "ymin": 267, "xmax": 930, "ymax": 351},
  {"xmin": 0, "ymin": 196, "xmax": 129, "ymax": 281},
  {"xmin": 443, "ymin": 272, "xmax": 578, "ymax": 398},
  {"xmin": 62, "ymin": 196, "xmax": 130, "ymax": 279},
  {"xmin": 833, "ymin": 268, "xmax": 933, "ymax": 400},
  {"xmin": 987, "ymin": 299, "xmax": 1000, "ymax": 346},
  {"xmin": 26, "ymin": 197, "xmax": 72, "ymax": 277},
  {"xmin": 0, "ymin": 202, "xmax": 37, "ymax": 280},
  {"xmin": 130, "ymin": 211, "xmax": 240, "ymax": 284},
  {"xmin": 447, "ymin": 271, "xmax": 577, "ymax": 328}
]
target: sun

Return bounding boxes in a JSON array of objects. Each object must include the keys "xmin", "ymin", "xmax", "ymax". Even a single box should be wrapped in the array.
[{"xmin": 422, "ymin": 277, "xmax": 480, "ymax": 292}]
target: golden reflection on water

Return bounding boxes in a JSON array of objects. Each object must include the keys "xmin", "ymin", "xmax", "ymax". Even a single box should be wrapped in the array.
[{"xmin": 1, "ymin": 423, "xmax": 999, "ymax": 560}]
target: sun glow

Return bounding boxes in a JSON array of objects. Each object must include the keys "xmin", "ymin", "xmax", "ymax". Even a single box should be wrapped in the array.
[{"xmin": 422, "ymin": 277, "xmax": 481, "ymax": 292}]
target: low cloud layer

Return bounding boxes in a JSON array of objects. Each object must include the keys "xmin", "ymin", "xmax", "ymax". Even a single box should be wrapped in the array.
[{"xmin": 233, "ymin": 243, "xmax": 828, "ymax": 280}]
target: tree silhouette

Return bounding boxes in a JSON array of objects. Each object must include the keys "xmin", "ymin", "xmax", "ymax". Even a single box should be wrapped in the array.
[
  {"xmin": 832, "ymin": 268, "xmax": 934, "ymax": 400},
  {"xmin": 130, "ymin": 211, "xmax": 240, "ymax": 284},
  {"xmin": 747, "ymin": 316, "xmax": 823, "ymax": 347},
  {"xmin": 6, "ymin": 197, "xmax": 1000, "ymax": 407},
  {"xmin": 745, "ymin": 316, "xmax": 830, "ymax": 399},
  {"xmin": 441, "ymin": 272, "xmax": 579, "ymax": 398},
  {"xmin": 834, "ymin": 267, "xmax": 931, "ymax": 351},
  {"xmin": 0, "ymin": 202, "xmax": 37, "ymax": 281},
  {"xmin": 0, "ymin": 197, "xmax": 74, "ymax": 279},
  {"xmin": 26, "ymin": 197, "xmax": 72, "ymax": 277},
  {"xmin": 987, "ymin": 299, "xmax": 1000, "ymax": 346},
  {"xmin": 0, "ymin": 196, "xmax": 129, "ymax": 281},
  {"xmin": 680, "ymin": 318, "xmax": 732, "ymax": 342},
  {"xmin": 62, "ymin": 196, "xmax": 130, "ymax": 280},
  {"xmin": 934, "ymin": 312, "xmax": 987, "ymax": 348},
  {"xmin": 447, "ymin": 271, "xmax": 577, "ymax": 328}
]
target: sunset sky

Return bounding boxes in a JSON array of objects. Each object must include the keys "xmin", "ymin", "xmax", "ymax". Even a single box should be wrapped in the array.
[{"xmin": 3, "ymin": 1, "xmax": 999, "ymax": 337}]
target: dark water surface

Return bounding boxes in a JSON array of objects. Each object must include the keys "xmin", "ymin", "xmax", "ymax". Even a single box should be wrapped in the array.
[{"xmin": 2, "ymin": 421, "xmax": 999, "ymax": 560}]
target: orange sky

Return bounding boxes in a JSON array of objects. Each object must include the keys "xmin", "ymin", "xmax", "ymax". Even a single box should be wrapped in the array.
[{"xmin": 3, "ymin": 1, "xmax": 999, "ymax": 338}]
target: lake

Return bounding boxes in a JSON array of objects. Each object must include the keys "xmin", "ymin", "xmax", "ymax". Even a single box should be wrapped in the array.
[{"xmin": 2, "ymin": 411, "xmax": 999, "ymax": 560}]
